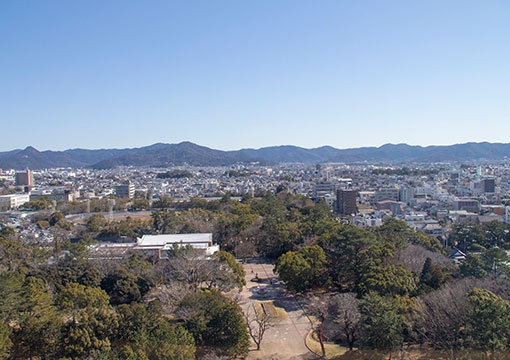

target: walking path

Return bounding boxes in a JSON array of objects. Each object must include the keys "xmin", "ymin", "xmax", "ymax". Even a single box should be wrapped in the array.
[{"xmin": 240, "ymin": 259, "xmax": 316, "ymax": 360}]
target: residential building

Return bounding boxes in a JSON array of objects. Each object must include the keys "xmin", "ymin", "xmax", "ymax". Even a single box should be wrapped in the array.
[
  {"xmin": 453, "ymin": 199, "xmax": 480, "ymax": 213},
  {"xmin": 15, "ymin": 169, "xmax": 33, "ymax": 186},
  {"xmin": 336, "ymin": 189, "xmax": 358, "ymax": 215},
  {"xmin": 375, "ymin": 186, "xmax": 399, "ymax": 202},
  {"xmin": 115, "ymin": 182, "xmax": 135, "ymax": 199}
]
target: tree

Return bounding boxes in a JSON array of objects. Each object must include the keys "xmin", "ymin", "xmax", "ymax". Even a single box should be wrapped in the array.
[
  {"xmin": 56, "ymin": 282, "xmax": 111, "ymax": 313},
  {"xmin": 214, "ymin": 251, "xmax": 246, "ymax": 290},
  {"xmin": 86, "ymin": 214, "xmax": 108, "ymax": 232},
  {"xmin": 101, "ymin": 265, "xmax": 144, "ymax": 304},
  {"xmin": 160, "ymin": 247, "xmax": 240, "ymax": 292},
  {"xmin": 459, "ymin": 254, "xmax": 488, "ymax": 278},
  {"xmin": 358, "ymin": 292, "xmax": 404, "ymax": 355},
  {"xmin": 57, "ymin": 283, "xmax": 119, "ymax": 358},
  {"xmin": 419, "ymin": 258, "xmax": 444, "ymax": 291},
  {"xmin": 49, "ymin": 211, "xmax": 65, "ymax": 226},
  {"xmin": 482, "ymin": 221, "xmax": 509, "ymax": 248},
  {"xmin": 244, "ymin": 303, "xmax": 273, "ymax": 351},
  {"xmin": 177, "ymin": 289, "xmax": 250, "ymax": 357},
  {"xmin": 61, "ymin": 304, "xmax": 118, "ymax": 358},
  {"xmin": 11, "ymin": 277, "xmax": 62, "ymax": 359},
  {"xmin": 357, "ymin": 265, "xmax": 417, "ymax": 297},
  {"xmin": 480, "ymin": 247, "xmax": 509, "ymax": 276},
  {"xmin": 275, "ymin": 245, "xmax": 329, "ymax": 292},
  {"xmin": 0, "ymin": 272, "xmax": 24, "ymax": 321},
  {"xmin": 320, "ymin": 225, "xmax": 378, "ymax": 291},
  {"xmin": 0, "ymin": 322, "xmax": 12, "ymax": 360},
  {"xmin": 115, "ymin": 302, "xmax": 195, "ymax": 359},
  {"xmin": 466, "ymin": 288, "xmax": 510, "ymax": 353},
  {"xmin": 413, "ymin": 278, "xmax": 505, "ymax": 353},
  {"xmin": 448, "ymin": 223, "xmax": 485, "ymax": 252},
  {"xmin": 330, "ymin": 293, "xmax": 360, "ymax": 350},
  {"xmin": 374, "ymin": 218, "xmax": 415, "ymax": 249}
]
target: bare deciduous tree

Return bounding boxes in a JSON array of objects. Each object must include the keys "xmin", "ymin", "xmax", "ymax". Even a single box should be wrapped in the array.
[
  {"xmin": 244, "ymin": 303, "xmax": 274, "ymax": 351},
  {"xmin": 387, "ymin": 244, "xmax": 450, "ymax": 274},
  {"xmin": 330, "ymin": 293, "xmax": 360, "ymax": 350},
  {"xmin": 155, "ymin": 248, "xmax": 239, "ymax": 292},
  {"xmin": 413, "ymin": 277, "xmax": 507, "ymax": 355}
]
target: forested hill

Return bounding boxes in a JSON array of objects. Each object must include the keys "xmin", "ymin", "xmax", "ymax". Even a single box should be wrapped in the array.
[{"xmin": 1, "ymin": 141, "xmax": 510, "ymax": 169}]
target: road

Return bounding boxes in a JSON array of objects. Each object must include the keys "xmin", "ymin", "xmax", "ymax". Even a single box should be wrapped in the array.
[{"xmin": 240, "ymin": 259, "xmax": 316, "ymax": 360}]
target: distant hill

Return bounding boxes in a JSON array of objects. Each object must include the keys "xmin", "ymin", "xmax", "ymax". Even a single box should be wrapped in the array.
[{"xmin": 0, "ymin": 141, "xmax": 509, "ymax": 169}]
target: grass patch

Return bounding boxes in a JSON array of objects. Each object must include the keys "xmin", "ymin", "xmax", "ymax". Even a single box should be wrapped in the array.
[
  {"xmin": 305, "ymin": 330, "xmax": 350, "ymax": 359},
  {"xmin": 252, "ymin": 301, "xmax": 287, "ymax": 322}
]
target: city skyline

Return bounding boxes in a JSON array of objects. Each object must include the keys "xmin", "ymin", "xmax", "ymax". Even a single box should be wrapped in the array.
[{"xmin": 2, "ymin": 1, "xmax": 510, "ymax": 151}]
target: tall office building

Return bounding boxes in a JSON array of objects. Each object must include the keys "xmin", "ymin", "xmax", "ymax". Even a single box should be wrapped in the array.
[
  {"xmin": 115, "ymin": 182, "xmax": 135, "ymax": 199},
  {"xmin": 15, "ymin": 169, "xmax": 33, "ymax": 186},
  {"xmin": 336, "ymin": 189, "xmax": 358, "ymax": 216},
  {"xmin": 482, "ymin": 178, "xmax": 495, "ymax": 193}
]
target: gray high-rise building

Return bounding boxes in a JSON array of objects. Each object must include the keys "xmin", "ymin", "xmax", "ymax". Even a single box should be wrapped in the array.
[
  {"xmin": 15, "ymin": 169, "xmax": 33, "ymax": 187},
  {"xmin": 115, "ymin": 182, "xmax": 135, "ymax": 199},
  {"xmin": 482, "ymin": 178, "xmax": 495, "ymax": 193},
  {"xmin": 336, "ymin": 189, "xmax": 358, "ymax": 215}
]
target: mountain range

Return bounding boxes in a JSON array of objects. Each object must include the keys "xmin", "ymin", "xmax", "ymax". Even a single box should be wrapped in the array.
[{"xmin": 1, "ymin": 141, "xmax": 509, "ymax": 170}]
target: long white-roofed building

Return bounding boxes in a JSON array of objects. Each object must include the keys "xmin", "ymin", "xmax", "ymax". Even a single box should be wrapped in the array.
[
  {"xmin": 135, "ymin": 233, "xmax": 219, "ymax": 258},
  {"xmin": 88, "ymin": 233, "xmax": 219, "ymax": 260}
]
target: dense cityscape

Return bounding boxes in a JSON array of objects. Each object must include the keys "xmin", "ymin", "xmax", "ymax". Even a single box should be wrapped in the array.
[{"xmin": 1, "ymin": 157, "xmax": 510, "ymax": 359}]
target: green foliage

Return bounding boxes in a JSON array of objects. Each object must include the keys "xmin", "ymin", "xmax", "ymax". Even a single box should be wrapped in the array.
[
  {"xmin": 466, "ymin": 288, "xmax": 510, "ymax": 352},
  {"xmin": 358, "ymin": 292, "xmax": 404, "ymax": 352},
  {"xmin": 449, "ymin": 223, "xmax": 485, "ymax": 252},
  {"xmin": 56, "ymin": 282, "xmax": 110, "ymax": 311},
  {"xmin": 131, "ymin": 198, "xmax": 150, "ymax": 211},
  {"xmin": 23, "ymin": 197, "xmax": 52, "ymax": 210},
  {"xmin": 0, "ymin": 272, "xmax": 24, "ymax": 321},
  {"xmin": 101, "ymin": 266, "xmax": 144, "ymax": 305},
  {"xmin": 275, "ymin": 245, "xmax": 329, "ymax": 292},
  {"xmin": 49, "ymin": 211, "xmax": 65, "ymax": 226},
  {"xmin": 482, "ymin": 221, "xmax": 510, "ymax": 248},
  {"xmin": 61, "ymin": 304, "xmax": 118, "ymax": 358},
  {"xmin": 115, "ymin": 302, "xmax": 195, "ymax": 360},
  {"xmin": 152, "ymin": 195, "xmax": 174, "ymax": 209},
  {"xmin": 459, "ymin": 254, "xmax": 488, "ymax": 278},
  {"xmin": 358, "ymin": 265, "xmax": 417, "ymax": 297},
  {"xmin": 156, "ymin": 170, "xmax": 194, "ymax": 179},
  {"xmin": 56, "ymin": 219, "xmax": 73, "ymax": 230},
  {"xmin": 11, "ymin": 277, "xmax": 62, "ymax": 359},
  {"xmin": 98, "ymin": 218, "xmax": 152, "ymax": 238},
  {"xmin": 374, "ymin": 218, "xmax": 417, "ymax": 249},
  {"xmin": 0, "ymin": 322, "xmax": 12, "ymax": 360},
  {"xmin": 214, "ymin": 251, "xmax": 246, "ymax": 289},
  {"xmin": 87, "ymin": 214, "xmax": 108, "ymax": 232},
  {"xmin": 32, "ymin": 260, "xmax": 102, "ymax": 291},
  {"xmin": 410, "ymin": 231, "xmax": 443, "ymax": 253},
  {"xmin": 419, "ymin": 258, "xmax": 445, "ymax": 291},
  {"xmin": 320, "ymin": 225, "xmax": 378, "ymax": 290},
  {"xmin": 480, "ymin": 247, "xmax": 509, "ymax": 275},
  {"xmin": 178, "ymin": 289, "xmax": 249, "ymax": 357}
]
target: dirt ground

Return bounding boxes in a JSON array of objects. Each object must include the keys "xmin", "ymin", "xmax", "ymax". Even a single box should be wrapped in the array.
[{"xmin": 240, "ymin": 259, "xmax": 317, "ymax": 360}]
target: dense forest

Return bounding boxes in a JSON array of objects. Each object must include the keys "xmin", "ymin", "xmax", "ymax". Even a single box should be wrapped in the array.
[{"xmin": 2, "ymin": 190, "xmax": 510, "ymax": 359}]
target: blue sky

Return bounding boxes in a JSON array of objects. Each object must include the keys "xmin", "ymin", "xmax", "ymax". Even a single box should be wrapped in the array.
[{"xmin": 1, "ymin": 1, "xmax": 509, "ymax": 151}]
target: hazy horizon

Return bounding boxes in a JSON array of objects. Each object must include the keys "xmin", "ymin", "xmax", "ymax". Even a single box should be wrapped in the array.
[{"xmin": 2, "ymin": 139, "xmax": 510, "ymax": 153}]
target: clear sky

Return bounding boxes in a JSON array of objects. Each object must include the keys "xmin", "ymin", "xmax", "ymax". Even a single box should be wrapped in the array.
[{"xmin": 1, "ymin": 1, "xmax": 509, "ymax": 151}]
